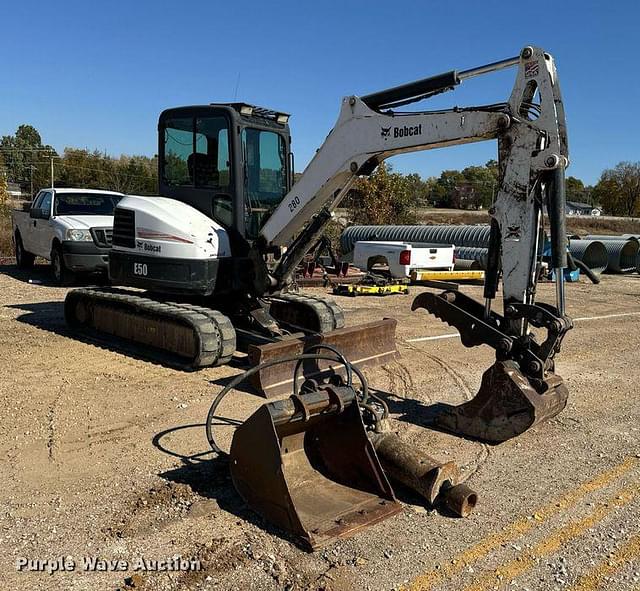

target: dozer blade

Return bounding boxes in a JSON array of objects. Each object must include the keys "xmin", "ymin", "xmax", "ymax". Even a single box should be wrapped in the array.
[
  {"xmin": 229, "ymin": 385, "xmax": 401, "ymax": 550},
  {"xmin": 432, "ymin": 360, "xmax": 569, "ymax": 443},
  {"xmin": 248, "ymin": 318, "xmax": 398, "ymax": 398}
]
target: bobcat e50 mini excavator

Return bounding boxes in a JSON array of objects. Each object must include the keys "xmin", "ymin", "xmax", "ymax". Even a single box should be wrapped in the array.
[{"xmin": 66, "ymin": 45, "xmax": 572, "ymax": 548}]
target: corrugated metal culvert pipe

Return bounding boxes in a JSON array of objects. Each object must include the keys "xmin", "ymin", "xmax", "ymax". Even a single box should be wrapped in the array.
[
  {"xmin": 599, "ymin": 239, "xmax": 639, "ymax": 273},
  {"xmin": 454, "ymin": 247, "xmax": 488, "ymax": 269},
  {"xmin": 340, "ymin": 225, "xmax": 491, "ymax": 254},
  {"xmin": 585, "ymin": 234, "xmax": 639, "ymax": 242},
  {"xmin": 568, "ymin": 240, "xmax": 609, "ymax": 275}
]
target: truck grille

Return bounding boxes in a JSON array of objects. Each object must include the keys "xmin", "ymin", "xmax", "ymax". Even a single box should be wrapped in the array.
[
  {"xmin": 112, "ymin": 208, "xmax": 136, "ymax": 248},
  {"xmin": 92, "ymin": 227, "xmax": 113, "ymax": 248}
]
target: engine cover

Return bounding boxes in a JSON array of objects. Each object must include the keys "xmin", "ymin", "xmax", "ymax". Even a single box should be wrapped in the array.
[{"xmin": 109, "ymin": 195, "xmax": 231, "ymax": 296}]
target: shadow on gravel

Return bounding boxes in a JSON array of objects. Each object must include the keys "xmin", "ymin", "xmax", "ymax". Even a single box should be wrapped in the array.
[
  {"xmin": 0, "ymin": 263, "xmax": 109, "ymax": 287},
  {"xmin": 153, "ymin": 422, "xmax": 303, "ymax": 548},
  {"xmin": 7, "ymin": 300, "xmax": 67, "ymax": 331},
  {"xmin": 7, "ymin": 300, "xmax": 247, "ymax": 371},
  {"xmin": 208, "ymin": 367, "xmax": 262, "ymax": 396},
  {"xmin": 0, "ymin": 263, "xmax": 58, "ymax": 286},
  {"xmin": 370, "ymin": 386, "xmax": 496, "ymax": 445}
]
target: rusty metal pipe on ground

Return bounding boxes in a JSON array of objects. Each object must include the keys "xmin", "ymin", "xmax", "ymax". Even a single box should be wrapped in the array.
[{"xmin": 369, "ymin": 432, "xmax": 478, "ymax": 517}]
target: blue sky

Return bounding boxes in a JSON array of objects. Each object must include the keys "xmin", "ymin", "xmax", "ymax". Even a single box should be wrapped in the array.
[{"xmin": 1, "ymin": 0, "xmax": 637, "ymax": 185}]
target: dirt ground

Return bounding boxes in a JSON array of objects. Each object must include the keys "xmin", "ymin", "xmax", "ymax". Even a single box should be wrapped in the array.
[{"xmin": 1, "ymin": 264, "xmax": 639, "ymax": 591}]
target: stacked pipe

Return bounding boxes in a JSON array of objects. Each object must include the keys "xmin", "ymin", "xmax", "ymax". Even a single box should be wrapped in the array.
[
  {"xmin": 339, "ymin": 225, "xmax": 640, "ymax": 275},
  {"xmin": 582, "ymin": 236, "xmax": 639, "ymax": 274},
  {"xmin": 340, "ymin": 224, "xmax": 491, "ymax": 254},
  {"xmin": 454, "ymin": 246, "xmax": 488, "ymax": 270},
  {"xmin": 584, "ymin": 234, "xmax": 640, "ymax": 242}
]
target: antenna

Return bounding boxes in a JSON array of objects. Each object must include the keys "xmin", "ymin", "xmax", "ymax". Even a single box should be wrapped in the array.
[{"xmin": 233, "ymin": 72, "xmax": 241, "ymax": 100}]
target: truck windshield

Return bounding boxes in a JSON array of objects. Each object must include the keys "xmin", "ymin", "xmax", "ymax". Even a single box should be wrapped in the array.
[
  {"xmin": 55, "ymin": 193, "xmax": 123, "ymax": 216},
  {"xmin": 242, "ymin": 128, "xmax": 287, "ymax": 237}
]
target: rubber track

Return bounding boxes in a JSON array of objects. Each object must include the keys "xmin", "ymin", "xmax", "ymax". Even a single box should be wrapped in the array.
[
  {"xmin": 268, "ymin": 293, "xmax": 345, "ymax": 332},
  {"xmin": 65, "ymin": 288, "xmax": 236, "ymax": 369},
  {"xmin": 165, "ymin": 301, "xmax": 236, "ymax": 365}
]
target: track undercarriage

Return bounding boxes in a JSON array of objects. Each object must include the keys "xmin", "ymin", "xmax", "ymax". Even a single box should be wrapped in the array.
[{"xmin": 64, "ymin": 288, "xmax": 398, "ymax": 397}]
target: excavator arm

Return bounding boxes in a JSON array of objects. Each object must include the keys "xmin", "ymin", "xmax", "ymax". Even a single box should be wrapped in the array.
[
  {"xmin": 263, "ymin": 46, "xmax": 568, "ymax": 306},
  {"xmin": 261, "ymin": 46, "xmax": 572, "ymax": 442}
]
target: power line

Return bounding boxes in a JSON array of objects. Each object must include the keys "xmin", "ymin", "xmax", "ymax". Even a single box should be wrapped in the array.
[{"xmin": 42, "ymin": 162, "xmax": 155, "ymax": 184}]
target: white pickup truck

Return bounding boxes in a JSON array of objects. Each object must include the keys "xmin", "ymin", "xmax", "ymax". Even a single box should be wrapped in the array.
[
  {"xmin": 352, "ymin": 241, "xmax": 455, "ymax": 279},
  {"xmin": 12, "ymin": 188, "xmax": 124, "ymax": 284}
]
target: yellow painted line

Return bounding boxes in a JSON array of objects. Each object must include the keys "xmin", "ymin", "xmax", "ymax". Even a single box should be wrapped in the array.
[
  {"xmin": 403, "ymin": 457, "xmax": 638, "ymax": 591},
  {"xmin": 459, "ymin": 482, "xmax": 640, "ymax": 591},
  {"xmin": 567, "ymin": 533, "xmax": 640, "ymax": 591}
]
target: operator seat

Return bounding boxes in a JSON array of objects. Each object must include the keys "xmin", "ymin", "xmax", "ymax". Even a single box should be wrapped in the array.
[{"xmin": 188, "ymin": 153, "xmax": 219, "ymax": 186}]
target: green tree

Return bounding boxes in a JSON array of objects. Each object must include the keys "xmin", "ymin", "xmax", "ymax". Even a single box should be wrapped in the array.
[
  {"xmin": 405, "ymin": 173, "xmax": 435, "ymax": 206},
  {"xmin": 57, "ymin": 149, "xmax": 158, "ymax": 194},
  {"xmin": 566, "ymin": 176, "xmax": 587, "ymax": 203},
  {"xmin": 460, "ymin": 164, "xmax": 498, "ymax": 209},
  {"xmin": 592, "ymin": 162, "xmax": 640, "ymax": 216},
  {"xmin": 0, "ymin": 125, "xmax": 57, "ymax": 196},
  {"xmin": 346, "ymin": 162, "xmax": 416, "ymax": 225},
  {"xmin": 430, "ymin": 170, "xmax": 466, "ymax": 208}
]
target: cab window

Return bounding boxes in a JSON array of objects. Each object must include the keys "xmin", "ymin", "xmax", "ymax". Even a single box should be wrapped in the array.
[
  {"xmin": 163, "ymin": 116, "xmax": 231, "ymax": 190},
  {"xmin": 242, "ymin": 128, "xmax": 287, "ymax": 238},
  {"xmin": 39, "ymin": 192, "xmax": 53, "ymax": 215}
]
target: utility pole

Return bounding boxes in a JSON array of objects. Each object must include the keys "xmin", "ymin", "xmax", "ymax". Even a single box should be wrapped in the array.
[
  {"xmin": 50, "ymin": 154, "xmax": 54, "ymax": 188},
  {"xmin": 29, "ymin": 165, "xmax": 35, "ymax": 198}
]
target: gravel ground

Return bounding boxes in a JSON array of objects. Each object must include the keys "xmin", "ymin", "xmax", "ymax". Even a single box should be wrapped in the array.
[{"xmin": 0, "ymin": 263, "xmax": 639, "ymax": 591}]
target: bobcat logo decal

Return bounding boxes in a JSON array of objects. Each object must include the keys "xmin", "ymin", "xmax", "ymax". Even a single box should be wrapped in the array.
[{"xmin": 380, "ymin": 126, "xmax": 391, "ymax": 139}]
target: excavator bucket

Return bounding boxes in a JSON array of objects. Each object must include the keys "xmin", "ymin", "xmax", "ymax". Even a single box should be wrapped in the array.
[
  {"xmin": 431, "ymin": 360, "xmax": 569, "ymax": 443},
  {"xmin": 229, "ymin": 385, "xmax": 402, "ymax": 550},
  {"xmin": 248, "ymin": 318, "xmax": 398, "ymax": 398},
  {"xmin": 412, "ymin": 291, "xmax": 570, "ymax": 443}
]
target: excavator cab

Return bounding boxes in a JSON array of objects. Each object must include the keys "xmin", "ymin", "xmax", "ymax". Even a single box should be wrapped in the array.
[{"xmin": 158, "ymin": 104, "xmax": 292, "ymax": 242}]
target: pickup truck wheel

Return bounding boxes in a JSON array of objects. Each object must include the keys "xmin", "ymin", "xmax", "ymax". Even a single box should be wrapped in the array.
[
  {"xmin": 15, "ymin": 234, "xmax": 35, "ymax": 269},
  {"xmin": 51, "ymin": 246, "xmax": 75, "ymax": 286}
]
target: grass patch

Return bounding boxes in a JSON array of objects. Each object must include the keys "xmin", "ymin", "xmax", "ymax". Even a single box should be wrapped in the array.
[
  {"xmin": 415, "ymin": 208, "xmax": 640, "ymax": 236},
  {"xmin": 0, "ymin": 204, "xmax": 14, "ymax": 258}
]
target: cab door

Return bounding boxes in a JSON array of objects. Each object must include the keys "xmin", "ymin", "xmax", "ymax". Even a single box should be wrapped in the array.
[{"xmin": 32, "ymin": 191, "xmax": 54, "ymax": 258}]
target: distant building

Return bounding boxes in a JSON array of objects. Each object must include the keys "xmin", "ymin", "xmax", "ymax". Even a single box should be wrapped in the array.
[{"xmin": 566, "ymin": 200, "xmax": 601, "ymax": 216}]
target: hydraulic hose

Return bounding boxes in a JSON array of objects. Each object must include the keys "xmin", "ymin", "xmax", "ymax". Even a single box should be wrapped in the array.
[
  {"xmin": 206, "ymin": 352, "xmax": 362, "ymax": 457},
  {"xmin": 569, "ymin": 254, "xmax": 600, "ymax": 284}
]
